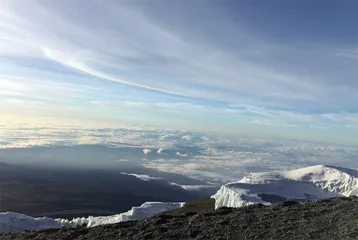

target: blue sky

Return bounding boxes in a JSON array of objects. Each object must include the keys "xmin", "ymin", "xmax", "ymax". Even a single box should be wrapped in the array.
[{"xmin": 0, "ymin": 0, "xmax": 358, "ymax": 144}]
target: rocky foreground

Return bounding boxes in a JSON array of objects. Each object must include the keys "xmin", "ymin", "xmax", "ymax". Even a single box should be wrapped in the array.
[{"xmin": 1, "ymin": 197, "xmax": 358, "ymax": 240}]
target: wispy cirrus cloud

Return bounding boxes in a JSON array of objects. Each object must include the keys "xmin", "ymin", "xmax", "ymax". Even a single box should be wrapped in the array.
[
  {"xmin": 1, "ymin": 0, "xmax": 357, "ymax": 107},
  {"xmin": 0, "ymin": 0, "xmax": 357, "ymax": 143}
]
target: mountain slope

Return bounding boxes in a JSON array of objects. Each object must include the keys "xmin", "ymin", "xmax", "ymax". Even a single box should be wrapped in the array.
[
  {"xmin": 212, "ymin": 165, "xmax": 358, "ymax": 209},
  {"xmin": 1, "ymin": 197, "xmax": 358, "ymax": 240},
  {"xmin": 1, "ymin": 164, "xmax": 358, "ymax": 238}
]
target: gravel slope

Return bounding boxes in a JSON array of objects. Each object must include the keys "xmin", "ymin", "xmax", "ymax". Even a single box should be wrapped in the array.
[{"xmin": 1, "ymin": 197, "xmax": 358, "ymax": 240}]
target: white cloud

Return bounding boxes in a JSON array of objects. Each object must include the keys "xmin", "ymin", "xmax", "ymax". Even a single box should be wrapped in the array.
[
  {"xmin": 143, "ymin": 149, "xmax": 152, "ymax": 154},
  {"xmin": 120, "ymin": 173, "xmax": 163, "ymax": 181},
  {"xmin": 1, "ymin": 126, "xmax": 358, "ymax": 185},
  {"xmin": 335, "ymin": 48, "xmax": 358, "ymax": 60},
  {"xmin": 85, "ymin": 100, "xmax": 358, "ymax": 134},
  {"xmin": 116, "ymin": 159, "xmax": 128, "ymax": 162},
  {"xmin": 1, "ymin": 0, "xmax": 357, "ymax": 113},
  {"xmin": 201, "ymin": 136, "xmax": 210, "ymax": 142},
  {"xmin": 143, "ymin": 135, "xmax": 358, "ymax": 184},
  {"xmin": 181, "ymin": 135, "xmax": 192, "ymax": 141},
  {"xmin": 42, "ymin": 47, "xmax": 183, "ymax": 97},
  {"xmin": 176, "ymin": 152, "xmax": 188, "ymax": 157},
  {"xmin": 0, "ymin": 0, "xmax": 357, "ymax": 144},
  {"xmin": 169, "ymin": 183, "xmax": 218, "ymax": 191},
  {"xmin": 253, "ymin": 120, "xmax": 298, "ymax": 128},
  {"xmin": 309, "ymin": 125, "xmax": 327, "ymax": 129}
]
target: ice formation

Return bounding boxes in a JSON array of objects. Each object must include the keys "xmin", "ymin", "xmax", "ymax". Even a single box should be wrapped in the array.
[
  {"xmin": 0, "ymin": 212, "xmax": 60, "ymax": 233},
  {"xmin": 57, "ymin": 202, "xmax": 185, "ymax": 228},
  {"xmin": 212, "ymin": 165, "xmax": 358, "ymax": 209}
]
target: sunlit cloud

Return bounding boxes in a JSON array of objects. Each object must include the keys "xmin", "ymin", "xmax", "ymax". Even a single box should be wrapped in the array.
[
  {"xmin": 0, "ymin": 0, "xmax": 357, "ymax": 144},
  {"xmin": 143, "ymin": 149, "xmax": 152, "ymax": 155},
  {"xmin": 120, "ymin": 173, "xmax": 163, "ymax": 181},
  {"xmin": 169, "ymin": 183, "xmax": 218, "ymax": 191},
  {"xmin": 1, "ymin": 126, "xmax": 358, "ymax": 183}
]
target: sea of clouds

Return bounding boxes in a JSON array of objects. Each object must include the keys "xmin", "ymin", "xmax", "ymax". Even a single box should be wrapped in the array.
[{"xmin": 1, "ymin": 125, "xmax": 358, "ymax": 185}]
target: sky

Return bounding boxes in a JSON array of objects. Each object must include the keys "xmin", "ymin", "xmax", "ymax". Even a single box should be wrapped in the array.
[{"xmin": 0, "ymin": 0, "xmax": 358, "ymax": 145}]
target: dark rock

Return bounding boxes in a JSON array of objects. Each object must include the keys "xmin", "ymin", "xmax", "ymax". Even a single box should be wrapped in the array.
[
  {"xmin": 216, "ymin": 206, "xmax": 234, "ymax": 215},
  {"xmin": 1, "ymin": 197, "xmax": 358, "ymax": 240},
  {"xmin": 281, "ymin": 200, "xmax": 299, "ymax": 207}
]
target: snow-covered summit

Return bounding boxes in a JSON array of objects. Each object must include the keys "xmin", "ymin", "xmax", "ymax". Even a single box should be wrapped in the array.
[
  {"xmin": 212, "ymin": 165, "xmax": 358, "ymax": 209},
  {"xmin": 283, "ymin": 165, "xmax": 358, "ymax": 196}
]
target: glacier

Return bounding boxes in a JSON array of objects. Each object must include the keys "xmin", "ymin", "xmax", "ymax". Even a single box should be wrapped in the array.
[
  {"xmin": 0, "ymin": 212, "xmax": 60, "ymax": 233},
  {"xmin": 212, "ymin": 165, "xmax": 358, "ymax": 209},
  {"xmin": 57, "ymin": 202, "xmax": 185, "ymax": 228},
  {"xmin": 0, "ymin": 202, "xmax": 184, "ymax": 233}
]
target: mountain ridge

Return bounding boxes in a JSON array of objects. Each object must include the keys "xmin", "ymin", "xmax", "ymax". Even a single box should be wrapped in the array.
[{"xmin": 1, "ymin": 196, "xmax": 358, "ymax": 240}]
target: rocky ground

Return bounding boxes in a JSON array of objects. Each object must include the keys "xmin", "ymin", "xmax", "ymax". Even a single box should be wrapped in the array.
[{"xmin": 2, "ymin": 197, "xmax": 358, "ymax": 240}]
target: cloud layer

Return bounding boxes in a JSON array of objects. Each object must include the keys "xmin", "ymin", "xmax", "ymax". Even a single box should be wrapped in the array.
[{"xmin": 1, "ymin": 126, "xmax": 357, "ymax": 184}]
